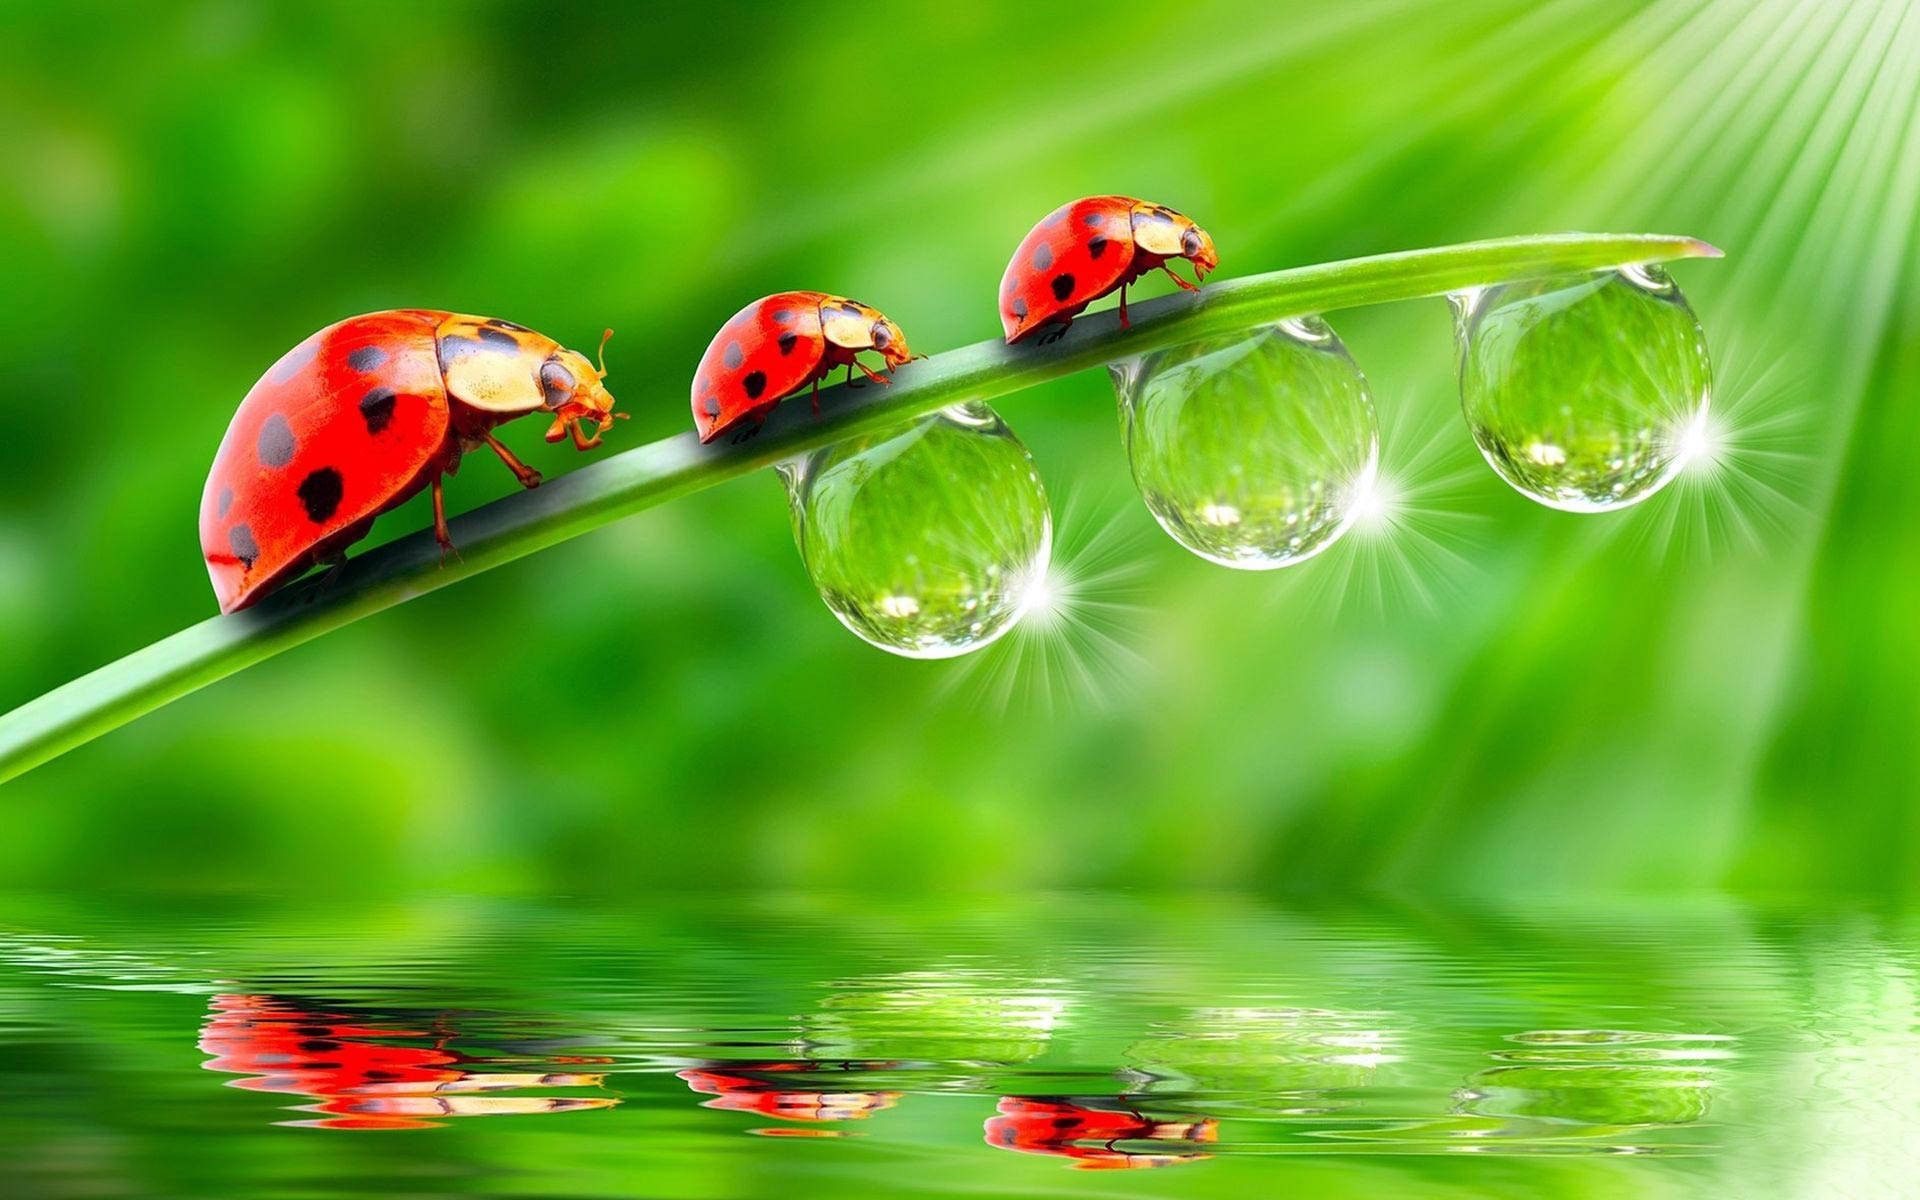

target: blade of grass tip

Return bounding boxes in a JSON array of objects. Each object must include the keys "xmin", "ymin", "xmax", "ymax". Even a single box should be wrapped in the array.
[{"xmin": 0, "ymin": 232, "xmax": 1723, "ymax": 784}]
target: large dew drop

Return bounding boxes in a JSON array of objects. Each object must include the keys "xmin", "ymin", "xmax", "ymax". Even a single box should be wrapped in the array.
[
  {"xmin": 779, "ymin": 403, "xmax": 1051, "ymax": 659},
  {"xmin": 1111, "ymin": 317, "xmax": 1379, "ymax": 569},
  {"xmin": 1453, "ymin": 265, "xmax": 1711, "ymax": 511}
]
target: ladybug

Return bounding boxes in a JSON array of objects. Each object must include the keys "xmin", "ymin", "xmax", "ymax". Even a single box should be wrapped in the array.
[
  {"xmin": 199, "ymin": 310, "xmax": 623, "ymax": 614},
  {"xmin": 691, "ymin": 291, "xmax": 913, "ymax": 443},
  {"xmin": 983, "ymin": 1096, "xmax": 1218, "ymax": 1170},
  {"xmin": 999, "ymin": 196, "xmax": 1218, "ymax": 343}
]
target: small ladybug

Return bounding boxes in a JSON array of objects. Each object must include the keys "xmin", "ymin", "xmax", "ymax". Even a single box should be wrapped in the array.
[
  {"xmin": 200, "ymin": 310, "xmax": 623, "ymax": 613},
  {"xmin": 691, "ymin": 291, "xmax": 913, "ymax": 443},
  {"xmin": 983, "ymin": 1096, "xmax": 1218, "ymax": 1170},
  {"xmin": 1000, "ymin": 196, "xmax": 1218, "ymax": 343}
]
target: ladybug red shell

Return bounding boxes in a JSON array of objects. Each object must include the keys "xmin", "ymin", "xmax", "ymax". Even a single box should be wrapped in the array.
[
  {"xmin": 691, "ymin": 291, "xmax": 913, "ymax": 442},
  {"xmin": 200, "ymin": 310, "xmax": 622, "ymax": 613},
  {"xmin": 1000, "ymin": 196, "xmax": 1219, "ymax": 343},
  {"xmin": 983, "ymin": 1096, "xmax": 1218, "ymax": 1170}
]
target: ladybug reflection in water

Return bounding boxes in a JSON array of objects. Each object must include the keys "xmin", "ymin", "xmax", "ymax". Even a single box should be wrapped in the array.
[
  {"xmin": 198, "ymin": 994, "xmax": 617, "ymax": 1130},
  {"xmin": 677, "ymin": 1060, "xmax": 903, "ymax": 1136},
  {"xmin": 984, "ymin": 1096, "xmax": 1219, "ymax": 1169}
]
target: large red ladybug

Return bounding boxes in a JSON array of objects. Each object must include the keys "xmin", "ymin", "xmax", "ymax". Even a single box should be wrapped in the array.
[
  {"xmin": 983, "ymin": 1096, "xmax": 1218, "ymax": 1170},
  {"xmin": 1000, "ymin": 196, "xmax": 1218, "ymax": 343},
  {"xmin": 691, "ymin": 291, "xmax": 913, "ymax": 442},
  {"xmin": 200, "ymin": 310, "xmax": 622, "ymax": 614}
]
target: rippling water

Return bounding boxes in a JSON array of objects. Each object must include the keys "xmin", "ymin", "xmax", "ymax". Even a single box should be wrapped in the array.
[{"xmin": 2, "ymin": 894, "xmax": 1915, "ymax": 1197}]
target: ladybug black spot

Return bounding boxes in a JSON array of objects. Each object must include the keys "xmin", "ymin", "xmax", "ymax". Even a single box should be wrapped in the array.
[
  {"xmin": 476, "ymin": 327, "xmax": 520, "ymax": 350},
  {"xmin": 297, "ymin": 1039, "xmax": 340, "ymax": 1053},
  {"xmin": 1088, "ymin": 235, "xmax": 1109, "ymax": 259},
  {"xmin": 296, "ymin": 467, "xmax": 344, "ymax": 523},
  {"xmin": 363, "ymin": 1069, "xmax": 402, "ymax": 1081},
  {"xmin": 439, "ymin": 334, "xmax": 483, "ymax": 359},
  {"xmin": 485, "ymin": 318, "xmax": 530, "ymax": 332},
  {"xmin": 258, "ymin": 413, "xmax": 296, "ymax": 468},
  {"xmin": 723, "ymin": 341, "xmax": 744, "ymax": 370},
  {"xmin": 229, "ymin": 524, "xmax": 259, "ymax": 569},
  {"xmin": 772, "ymin": 308, "xmax": 794, "ymax": 323},
  {"xmin": 777, "ymin": 332, "xmax": 798, "ymax": 355},
  {"xmin": 1083, "ymin": 212, "xmax": 1105, "ymax": 227},
  {"xmin": 217, "ymin": 487, "xmax": 233, "ymax": 517},
  {"xmin": 703, "ymin": 394, "xmax": 721, "ymax": 419},
  {"xmin": 359, "ymin": 388, "xmax": 397, "ymax": 434},
  {"xmin": 1031, "ymin": 243, "xmax": 1053, "ymax": 271},
  {"xmin": 1051, "ymin": 274, "xmax": 1076, "ymax": 301},
  {"xmin": 1052, "ymin": 1115, "xmax": 1079, "ymax": 1129},
  {"xmin": 743, "ymin": 371, "xmax": 767, "ymax": 400},
  {"xmin": 1010, "ymin": 297, "xmax": 1029, "ymax": 319},
  {"xmin": 347, "ymin": 345, "xmax": 388, "ymax": 372}
]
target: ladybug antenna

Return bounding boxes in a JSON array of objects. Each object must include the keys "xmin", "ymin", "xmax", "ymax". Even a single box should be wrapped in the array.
[{"xmin": 596, "ymin": 328, "xmax": 614, "ymax": 379}]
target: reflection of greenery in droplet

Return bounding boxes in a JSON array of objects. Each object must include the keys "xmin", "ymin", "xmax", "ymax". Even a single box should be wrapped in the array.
[
  {"xmin": 805, "ymin": 970, "xmax": 1066, "ymax": 1064},
  {"xmin": 1454, "ymin": 265, "xmax": 1711, "ymax": 511},
  {"xmin": 1112, "ymin": 318, "xmax": 1378, "ymax": 570},
  {"xmin": 780, "ymin": 403, "xmax": 1050, "ymax": 659},
  {"xmin": 1462, "ymin": 1063, "xmax": 1716, "ymax": 1127},
  {"xmin": 1124, "ymin": 1007, "xmax": 1398, "ymax": 1102}
]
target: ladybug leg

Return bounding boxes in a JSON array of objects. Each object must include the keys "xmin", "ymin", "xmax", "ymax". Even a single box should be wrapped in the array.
[
  {"xmin": 1036, "ymin": 322, "xmax": 1069, "ymax": 346},
  {"xmin": 853, "ymin": 358, "xmax": 891, "ymax": 387},
  {"xmin": 1119, "ymin": 283, "xmax": 1131, "ymax": 330},
  {"xmin": 810, "ymin": 375, "xmax": 821, "ymax": 415},
  {"xmin": 1160, "ymin": 263, "xmax": 1201, "ymax": 293},
  {"xmin": 568, "ymin": 420, "xmax": 603, "ymax": 452},
  {"xmin": 316, "ymin": 549, "xmax": 349, "ymax": 587},
  {"xmin": 844, "ymin": 361, "xmax": 863, "ymax": 391},
  {"xmin": 431, "ymin": 477, "xmax": 460, "ymax": 563},
  {"xmin": 481, "ymin": 431, "xmax": 543, "ymax": 488}
]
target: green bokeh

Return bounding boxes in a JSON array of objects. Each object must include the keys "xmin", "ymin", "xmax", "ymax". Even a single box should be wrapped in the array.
[{"xmin": 0, "ymin": 0, "xmax": 1913, "ymax": 899}]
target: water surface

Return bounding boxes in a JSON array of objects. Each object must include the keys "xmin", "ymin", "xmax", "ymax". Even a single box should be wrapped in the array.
[{"xmin": 1, "ymin": 894, "xmax": 1912, "ymax": 1197}]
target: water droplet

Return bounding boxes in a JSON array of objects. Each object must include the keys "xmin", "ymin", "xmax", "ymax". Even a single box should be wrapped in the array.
[
  {"xmin": 779, "ymin": 403, "xmax": 1051, "ymax": 659},
  {"xmin": 1111, "ymin": 317, "xmax": 1378, "ymax": 569},
  {"xmin": 1453, "ymin": 265, "xmax": 1711, "ymax": 511}
]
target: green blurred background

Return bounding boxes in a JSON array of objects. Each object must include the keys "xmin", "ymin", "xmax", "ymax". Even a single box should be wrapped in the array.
[{"xmin": 1, "ymin": 0, "xmax": 1913, "ymax": 899}]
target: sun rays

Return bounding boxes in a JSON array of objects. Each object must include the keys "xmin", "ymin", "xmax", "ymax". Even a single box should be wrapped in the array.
[{"xmin": 940, "ymin": 489, "xmax": 1153, "ymax": 716}]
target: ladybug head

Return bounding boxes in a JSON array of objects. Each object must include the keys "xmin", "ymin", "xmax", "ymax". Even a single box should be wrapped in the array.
[
  {"xmin": 1130, "ymin": 203, "xmax": 1218, "ymax": 281},
  {"xmin": 541, "ymin": 331, "xmax": 625, "ymax": 447},
  {"xmin": 822, "ymin": 298, "xmax": 915, "ymax": 371},
  {"xmin": 1179, "ymin": 221, "xmax": 1218, "ymax": 280},
  {"xmin": 868, "ymin": 313, "xmax": 913, "ymax": 369}
]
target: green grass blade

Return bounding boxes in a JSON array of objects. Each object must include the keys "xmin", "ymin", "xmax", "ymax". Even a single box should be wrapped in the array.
[{"xmin": 0, "ymin": 232, "xmax": 1721, "ymax": 783}]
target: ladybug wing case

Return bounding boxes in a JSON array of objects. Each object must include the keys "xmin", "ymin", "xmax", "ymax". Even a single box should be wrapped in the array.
[
  {"xmin": 692, "ymin": 292, "xmax": 827, "ymax": 440},
  {"xmin": 200, "ymin": 311, "xmax": 452, "ymax": 612},
  {"xmin": 1000, "ymin": 196, "xmax": 1138, "ymax": 341}
]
